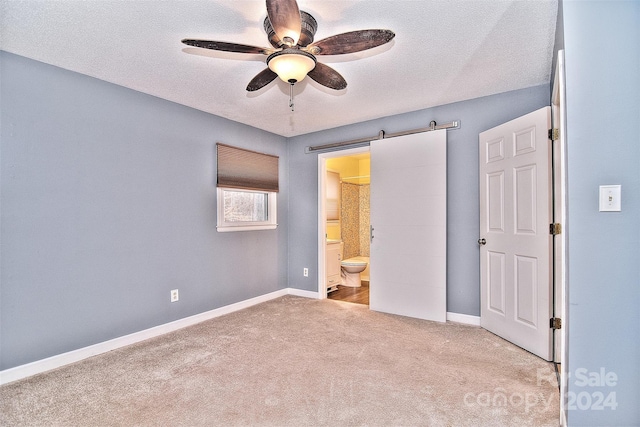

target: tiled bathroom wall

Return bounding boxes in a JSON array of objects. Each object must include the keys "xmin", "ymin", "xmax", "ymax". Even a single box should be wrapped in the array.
[
  {"xmin": 341, "ymin": 183, "xmax": 370, "ymax": 259},
  {"xmin": 359, "ymin": 185, "xmax": 370, "ymax": 257},
  {"xmin": 341, "ymin": 182, "xmax": 360, "ymax": 259}
]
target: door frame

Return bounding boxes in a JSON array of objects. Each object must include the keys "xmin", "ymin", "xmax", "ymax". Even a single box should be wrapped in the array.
[
  {"xmin": 317, "ymin": 146, "xmax": 370, "ymax": 299},
  {"xmin": 551, "ymin": 49, "xmax": 569, "ymax": 427}
]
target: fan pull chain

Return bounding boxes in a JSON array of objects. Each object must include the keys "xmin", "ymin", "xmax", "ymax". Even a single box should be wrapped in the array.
[{"xmin": 289, "ymin": 83, "xmax": 295, "ymax": 111}]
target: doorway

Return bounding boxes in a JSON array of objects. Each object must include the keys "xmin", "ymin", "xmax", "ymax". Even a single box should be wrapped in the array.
[
  {"xmin": 317, "ymin": 130, "xmax": 448, "ymax": 324},
  {"xmin": 321, "ymin": 150, "xmax": 371, "ymax": 306}
]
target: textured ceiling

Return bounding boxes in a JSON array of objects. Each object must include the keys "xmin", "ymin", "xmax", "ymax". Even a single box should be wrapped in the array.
[{"xmin": 1, "ymin": 0, "xmax": 558, "ymax": 137}]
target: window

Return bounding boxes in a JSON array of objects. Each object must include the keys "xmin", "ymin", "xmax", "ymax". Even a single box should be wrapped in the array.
[
  {"xmin": 217, "ymin": 188, "xmax": 277, "ymax": 232},
  {"xmin": 216, "ymin": 143, "xmax": 279, "ymax": 232}
]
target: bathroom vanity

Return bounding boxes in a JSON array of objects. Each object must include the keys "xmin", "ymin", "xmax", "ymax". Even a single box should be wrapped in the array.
[{"xmin": 325, "ymin": 240, "xmax": 342, "ymax": 293}]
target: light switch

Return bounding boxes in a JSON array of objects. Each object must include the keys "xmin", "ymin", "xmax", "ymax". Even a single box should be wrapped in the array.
[{"xmin": 599, "ymin": 185, "xmax": 621, "ymax": 212}]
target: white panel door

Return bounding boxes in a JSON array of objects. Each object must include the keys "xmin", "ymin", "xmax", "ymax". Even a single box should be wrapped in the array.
[
  {"xmin": 369, "ymin": 130, "xmax": 446, "ymax": 322},
  {"xmin": 479, "ymin": 107, "xmax": 552, "ymax": 361}
]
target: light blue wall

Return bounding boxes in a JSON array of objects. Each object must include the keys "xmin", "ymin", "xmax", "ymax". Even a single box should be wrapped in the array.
[
  {"xmin": 0, "ymin": 52, "xmax": 288, "ymax": 370},
  {"xmin": 286, "ymin": 85, "xmax": 550, "ymax": 316},
  {"xmin": 562, "ymin": 1, "xmax": 640, "ymax": 425}
]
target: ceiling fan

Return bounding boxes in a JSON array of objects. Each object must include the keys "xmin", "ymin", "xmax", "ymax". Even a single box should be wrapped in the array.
[{"xmin": 182, "ymin": 0, "xmax": 395, "ymax": 97}]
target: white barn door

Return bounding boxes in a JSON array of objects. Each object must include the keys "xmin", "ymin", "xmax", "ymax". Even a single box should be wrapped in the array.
[
  {"xmin": 479, "ymin": 107, "xmax": 552, "ymax": 361},
  {"xmin": 369, "ymin": 130, "xmax": 447, "ymax": 322}
]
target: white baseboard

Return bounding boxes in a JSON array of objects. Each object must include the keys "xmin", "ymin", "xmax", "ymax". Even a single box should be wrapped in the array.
[
  {"xmin": 287, "ymin": 288, "xmax": 319, "ymax": 299},
  {"xmin": 0, "ymin": 288, "xmax": 314, "ymax": 386},
  {"xmin": 446, "ymin": 312, "xmax": 481, "ymax": 326}
]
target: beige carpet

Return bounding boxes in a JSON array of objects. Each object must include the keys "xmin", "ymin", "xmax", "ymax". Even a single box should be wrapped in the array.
[{"xmin": 0, "ymin": 296, "xmax": 559, "ymax": 426}]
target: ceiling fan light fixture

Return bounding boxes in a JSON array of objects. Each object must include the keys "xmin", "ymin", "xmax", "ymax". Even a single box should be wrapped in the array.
[
  {"xmin": 183, "ymin": 1, "xmax": 395, "ymax": 95},
  {"xmin": 267, "ymin": 49, "xmax": 316, "ymax": 84}
]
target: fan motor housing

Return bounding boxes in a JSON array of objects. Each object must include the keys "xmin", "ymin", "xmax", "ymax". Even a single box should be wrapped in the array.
[{"xmin": 264, "ymin": 10, "xmax": 318, "ymax": 48}]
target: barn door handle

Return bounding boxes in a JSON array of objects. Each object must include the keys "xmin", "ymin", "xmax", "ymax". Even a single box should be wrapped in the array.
[{"xmin": 478, "ymin": 238, "xmax": 486, "ymax": 246}]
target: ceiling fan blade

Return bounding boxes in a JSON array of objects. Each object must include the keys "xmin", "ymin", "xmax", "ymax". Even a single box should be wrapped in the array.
[
  {"xmin": 266, "ymin": 0, "xmax": 302, "ymax": 46},
  {"xmin": 246, "ymin": 68, "xmax": 279, "ymax": 91},
  {"xmin": 182, "ymin": 39, "xmax": 272, "ymax": 55},
  {"xmin": 307, "ymin": 29, "xmax": 395, "ymax": 55},
  {"xmin": 307, "ymin": 63, "xmax": 347, "ymax": 90}
]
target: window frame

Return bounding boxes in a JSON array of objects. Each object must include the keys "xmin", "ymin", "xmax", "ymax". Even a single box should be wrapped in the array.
[{"xmin": 216, "ymin": 187, "xmax": 277, "ymax": 232}]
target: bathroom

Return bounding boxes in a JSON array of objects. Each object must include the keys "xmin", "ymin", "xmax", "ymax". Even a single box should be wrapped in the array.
[{"xmin": 325, "ymin": 152, "xmax": 370, "ymax": 305}]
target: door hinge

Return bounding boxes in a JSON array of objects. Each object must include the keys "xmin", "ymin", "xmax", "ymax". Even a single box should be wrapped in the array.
[
  {"xmin": 550, "ymin": 223, "xmax": 562, "ymax": 235},
  {"xmin": 548, "ymin": 128, "xmax": 559, "ymax": 141},
  {"xmin": 550, "ymin": 318, "xmax": 562, "ymax": 330}
]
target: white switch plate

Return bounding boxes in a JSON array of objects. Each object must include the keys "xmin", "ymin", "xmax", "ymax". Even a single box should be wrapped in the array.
[{"xmin": 599, "ymin": 185, "xmax": 621, "ymax": 212}]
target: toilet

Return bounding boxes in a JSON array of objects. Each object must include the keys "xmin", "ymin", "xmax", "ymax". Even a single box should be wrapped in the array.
[{"xmin": 340, "ymin": 258, "xmax": 368, "ymax": 287}]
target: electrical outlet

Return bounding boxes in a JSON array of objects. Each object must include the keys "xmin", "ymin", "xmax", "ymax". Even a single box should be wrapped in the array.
[
  {"xmin": 170, "ymin": 289, "xmax": 179, "ymax": 302},
  {"xmin": 303, "ymin": 268, "xmax": 309, "ymax": 277}
]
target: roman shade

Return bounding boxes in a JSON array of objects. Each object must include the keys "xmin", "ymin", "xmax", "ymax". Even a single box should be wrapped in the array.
[{"xmin": 216, "ymin": 143, "xmax": 279, "ymax": 192}]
